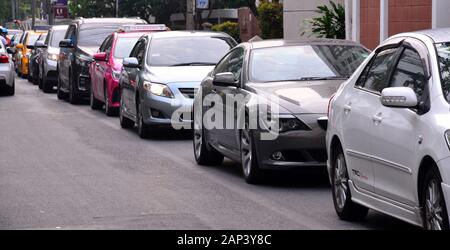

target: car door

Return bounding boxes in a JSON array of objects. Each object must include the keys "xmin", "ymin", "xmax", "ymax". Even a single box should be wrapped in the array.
[
  {"xmin": 93, "ymin": 36, "xmax": 112, "ymax": 100},
  {"xmin": 371, "ymin": 39, "xmax": 430, "ymax": 206},
  {"xmin": 122, "ymin": 38, "xmax": 147, "ymax": 119},
  {"xmin": 341, "ymin": 46, "xmax": 401, "ymax": 192}
]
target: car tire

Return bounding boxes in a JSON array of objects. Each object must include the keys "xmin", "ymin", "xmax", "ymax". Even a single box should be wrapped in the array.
[
  {"xmin": 119, "ymin": 97, "xmax": 134, "ymax": 129},
  {"xmin": 68, "ymin": 73, "xmax": 80, "ymax": 105},
  {"xmin": 42, "ymin": 75, "xmax": 53, "ymax": 93},
  {"xmin": 90, "ymin": 86, "xmax": 102, "ymax": 110},
  {"xmin": 421, "ymin": 167, "xmax": 450, "ymax": 230},
  {"xmin": 241, "ymin": 118, "xmax": 265, "ymax": 184},
  {"xmin": 193, "ymin": 110, "xmax": 224, "ymax": 166},
  {"xmin": 4, "ymin": 80, "xmax": 15, "ymax": 96},
  {"xmin": 331, "ymin": 146, "xmax": 369, "ymax": 221},
  {"xmin": 104, "ymin": 87, "xmax": 118, "ymax": 117},
  {"xmin": 137, "ymin": 100, "xmax": 152, "ymax": 139},
  {"xmin": 57, "ymin": 74, "xmax": 68, "ymax": 100}
]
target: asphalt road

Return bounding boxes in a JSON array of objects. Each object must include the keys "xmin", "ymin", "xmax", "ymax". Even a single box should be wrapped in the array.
[{"xmin": 0, "ymin": 77, "xmax": 418, "ymax": 230}]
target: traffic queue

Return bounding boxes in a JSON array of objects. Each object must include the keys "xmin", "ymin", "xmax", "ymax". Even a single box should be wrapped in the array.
[{"xmin": 2, "ymin": 17, "xmax": 450, "ymax": 230}]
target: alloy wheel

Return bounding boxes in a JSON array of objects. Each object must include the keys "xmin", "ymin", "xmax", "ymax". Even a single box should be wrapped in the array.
[
  {"xmin": 241, "ymin": 122, "xmax": 252, "ymax": 177},
  {"xmin": 193, "ymin": 118, "xmax": 203, "ymax": 160},
  {"xmin": 425, "ymin": 179, "xmax": 445, "ymax": 230},
  {"xmin": 334, "ymin": 153, "xmax": 349, "ymax": 211}
]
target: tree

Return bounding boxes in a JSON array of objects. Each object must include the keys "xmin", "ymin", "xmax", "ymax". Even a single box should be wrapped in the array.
[
  {"xmin": 309, "ymin": 1, "xmax": 345, "ymax": 39},
  {"xmin": 257, "ymin": 0, "xmax": 283, "ymax": 39}
]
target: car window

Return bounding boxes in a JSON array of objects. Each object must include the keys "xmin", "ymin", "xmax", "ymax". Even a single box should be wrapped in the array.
[
  {"xmin": 113, "ymin": 37, "xmax": 141, "ymax": 59},
  {"xmin": 360, "ymin": 48, "xmax": 398, "ymax": 93},
  {"xmin": 27, "ymin": 34, "xmax": 41, "ymax": 46},
  {"xmin": 214, "ymin": 47, "xmax": 244, "ymax": 82},
  {"xmin": 135, "ymin": 40, "xmax": 147, "ymax": 65},
  {"xmin": 45, "ymin": 31, "xmax": 51, "ymax": 45},
  {"xmin": 390, "ymin": 48, "xmax": 427, "ymax": 102},
  {"xmin": 65, "ymin": 25, "xmax": 77, "ymax": 44},
  {"xmin": 99, "ymin": 35, "xmax": 112, "ymax": 53},
  {"xmin": 50, "ymin": 29, "xmax": 67, "ymax": 47}
]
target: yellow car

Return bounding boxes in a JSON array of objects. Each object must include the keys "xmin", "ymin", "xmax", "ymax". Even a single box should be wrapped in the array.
[{"xmin": 15, "ymin": 31, "xmax": 46, "ymax": 78}]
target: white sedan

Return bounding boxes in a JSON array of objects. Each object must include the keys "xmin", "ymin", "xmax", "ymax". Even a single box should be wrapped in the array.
[
  {"xmin": 0, "ymin": 41, "xmax": 15, "ymax": 96},
  {"xmin": 326, "ymin": 28, "xmax": 450, "ymax": 230}
]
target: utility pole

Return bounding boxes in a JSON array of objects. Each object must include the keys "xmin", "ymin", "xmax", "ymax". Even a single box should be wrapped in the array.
[
  {"xmin": 11, "ymin": 0, "xmax": 16, "ymax": 20},
  {"xmin": 116, "ymin": 0, "xmax": 119, "ymax": 17},
  {"xmin": 186, "ymin": 0, "xmax": 195, "ymax": 30},
  {"xmin": 32, "ymin": 0, "xmax": 36, "ymax": 29}
]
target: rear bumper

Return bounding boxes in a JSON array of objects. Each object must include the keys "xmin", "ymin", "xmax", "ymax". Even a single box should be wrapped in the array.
[{"xmin": 0, "ymin": 65, "xmax": 14, "ymax": 87}]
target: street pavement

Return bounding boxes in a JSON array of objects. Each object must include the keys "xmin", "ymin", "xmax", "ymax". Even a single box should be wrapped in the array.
[{"xmin": 0, "ymin": 76, "xmax": 417, "ymax": 230}]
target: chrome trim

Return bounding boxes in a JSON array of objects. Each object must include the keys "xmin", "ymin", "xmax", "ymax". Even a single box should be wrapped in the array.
[{"xmin": 346, "ymin": 149, "xmax": 412, "ymax": 175}]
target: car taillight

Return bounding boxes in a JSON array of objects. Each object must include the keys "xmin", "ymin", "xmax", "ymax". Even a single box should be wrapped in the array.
[
  {"xmin": 0, "ymin": 54, "xmax": 8, "ymax": 63},
  {"xmin": 328, "ymin": 94, "xmax": 335, "ymax": 118}
]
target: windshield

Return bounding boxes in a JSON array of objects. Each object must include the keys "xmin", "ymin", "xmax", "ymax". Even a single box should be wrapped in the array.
[
  {"xmin": 114, "ymin": 37, "xmax": 140, "ymax": 59},
  {"xmin": 78, "ymin": 24, "xmax": 131, "ymax": 48},
  {"xmin": 148, "ymin": 37, "xmax": 233, "ymax": 66},
  {"xmin": 249, "ymin": 45, "xmax": 370, "ymax": 83},
  {"xmin": 436, "ymin": 42, "xmax": 450, "ymax": 103},
  {"xmin": 50, "ymin": 29, "xmax": 67, "ymax": 47},
  {"xmin": 27, "ymin": 34, "xmax": 41, "ymax": 46}
]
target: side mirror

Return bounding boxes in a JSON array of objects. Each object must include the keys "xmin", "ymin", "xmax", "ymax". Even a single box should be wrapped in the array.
[
  {"xmin": 26, "ymin": 45, "xmax": 35, "ymax": 50},
  {"xmin": 381, "ymin": 87, "xmax": 418, "ymax": 108},
  {"xmin": 93, "ymin": 52, "xmax": 108, "ymax": 62},
  {"xmin": 16, "ymin": 44, "xmax": 24, "ymax": 50},
  {"xmin": 59, "ymin": 39, "xmax": 74, "ymax": 48},
  {"xmin": 123, "ymin": 57, "xmax": 140, "ymax": 68},
  {"xmin": 35, "ymin": 41, "xmax": 47, "ymax": 48},
  {"xmin": 213, "ymin": 72, "xmax": 237, "ymax": 87},
  {"xmin": 6, "ymin": 48, "xmax": 14, "ymax": 54}
]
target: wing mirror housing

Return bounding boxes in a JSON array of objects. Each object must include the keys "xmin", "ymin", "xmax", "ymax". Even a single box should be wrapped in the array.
[
  {"xmin": 93, "ymin": 52, "xmax": 108, "ymax": 62},
  {"xmin": 381, "ymin": 87, "xmax": 418, "ymax": 108},
  {"xmin": 59, "ymin": 39, "xmax": 74, "ymax": 48},
  {"xmin": 213, "ymin": 72, "xmax": 238, "ymax": 87},
  {"xmin": 123, "ymin": 57, "xmax": 140, "ymax": 68}
]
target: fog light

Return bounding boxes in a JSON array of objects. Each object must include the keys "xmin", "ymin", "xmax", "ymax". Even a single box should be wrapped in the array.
[
  {"xmin": 271, "ymin": 151, "xmax": 285, "ymax": 161},
  {"xmin": 151, "ymin": 109, "xmax": 163, "ymax": 118}
]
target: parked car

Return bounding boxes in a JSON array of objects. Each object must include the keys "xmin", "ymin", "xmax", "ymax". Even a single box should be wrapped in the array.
[
  {"xmin": 119, "ymin": 31, "xmax": 237, "ymax": 138},
  {"xmin": 0, "ymin": 42, "xmax": 15, "ymax": 96},
  {"xmin": 15, "ymin": 31, "xmax": 47, "ymax": 79},
  {"xmin": 90, "ymin": 24, "xmax": 168, "ymax": 116},
  {"xmin": 326, "ymin": 28, "xmax": 450, "ymax": 230},
  {"xmin": 28, "ymin": 33, "xmax": 47, "ymax": 84},
  {"xmin": 57, "ymin": 18, "xmax": 147, "ymax": 104},
  {"xmin": 193, "ymin": 39, "xmax": 369, "ymax": 184},
  {"xmin": 36, "ymin": 25, "xmax": 68, "ymax": 92}
]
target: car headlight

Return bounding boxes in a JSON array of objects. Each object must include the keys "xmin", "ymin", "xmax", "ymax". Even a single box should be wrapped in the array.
[
  {"xmin": 47, "ymin": 53, "xmax": 59, "ymax": 61},
  {"xmin": 279, "ymin": 117, "xmax": 311, "ymax": 133},
  {"xmin": 143, "ymin": 81, "xmax": 174, "ymax": 98},
  {"xmin": 112, "ymin": 70, "xmax": 121, "ymax": 80}
]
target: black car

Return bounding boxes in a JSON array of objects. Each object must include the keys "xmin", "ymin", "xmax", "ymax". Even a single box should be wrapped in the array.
[
  {"xmin": 57, "ymin": 18, "xmax": 147, "ymax": 104},
  {"xmin": 28, "ymin": 33, "xmax": 47, "ymax": 85}
]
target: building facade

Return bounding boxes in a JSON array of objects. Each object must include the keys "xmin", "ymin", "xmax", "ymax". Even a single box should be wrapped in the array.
[{"xmin": 284, "ymin": 0, "xmax": 450, "ymax": 49}]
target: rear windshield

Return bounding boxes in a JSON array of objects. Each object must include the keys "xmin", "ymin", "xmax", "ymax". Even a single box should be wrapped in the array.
[
  {"xmin": 114, "ymin": 37, "xmax": 140, "ymax": 59},
  {"xmin": 78, "ymin": 23, "xmax": 141, "ymax": 48},
  {"xmin": 27, "ymin": 34, "xmax": 41, "ymax": 45},
  {"xmin": 50, "ymin": 29, "xmax": 67, "ymax": 47}
]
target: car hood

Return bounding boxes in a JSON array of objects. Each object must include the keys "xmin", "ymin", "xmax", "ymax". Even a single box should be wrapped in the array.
[
  {"xmin": 146, "ymin": 66, "xmax": 214, "ymax": 84},
  {"xmin": 247, "ymin": 80, "xmax": 345, "ymax": 114}
]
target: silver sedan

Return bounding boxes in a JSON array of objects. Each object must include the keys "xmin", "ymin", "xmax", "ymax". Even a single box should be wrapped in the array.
[{"xmin": 0, "ymin": 42, "xmax": 14, "ymax": 96}]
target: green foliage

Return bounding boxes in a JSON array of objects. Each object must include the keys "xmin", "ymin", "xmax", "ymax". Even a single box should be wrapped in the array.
[
  {"xmin": 309, "ymin": 1, "xmax": 345, "ymax": 39},
  {"xmin": 257, "ymin": 0, "xmax": 283, "ymax": 39},
  {"xmin": 212, "ymin": 21, "xmax": 240, "ymax": 42}
]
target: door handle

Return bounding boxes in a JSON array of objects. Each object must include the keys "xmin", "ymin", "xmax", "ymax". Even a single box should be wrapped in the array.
[
  {"xmin": 343, "ymin": 105, "xmax": 352, "ymax": 113},
  {"xmin": 95, "ymin": 63, "xmax": 100, "ymax": 67},
  {"xmin": 372, "ymin": 114, "xmax": 383, "ymax": 124}
]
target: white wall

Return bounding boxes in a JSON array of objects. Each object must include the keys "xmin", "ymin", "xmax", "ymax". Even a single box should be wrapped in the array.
[
  {"xmin": 283, "ymin": 0, "xmax": 345, "ymax": 39},
  {"xmin": 433, "ymin": 0, "xmax": 450, "ymax": 28}
]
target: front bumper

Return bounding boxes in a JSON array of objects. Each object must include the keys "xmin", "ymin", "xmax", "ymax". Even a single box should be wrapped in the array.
[
  {"xmin": 253, "ymin": 114, "xmax": 328, "ymax": 170},
  {"xmin": 43, "ymin": 59, "xmax": 58, "ymax": 81}
]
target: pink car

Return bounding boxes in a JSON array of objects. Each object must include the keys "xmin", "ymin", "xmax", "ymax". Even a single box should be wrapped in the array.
[{"xmin": 89, "ymin": 25, "xmax": 168, "ymax": 116}]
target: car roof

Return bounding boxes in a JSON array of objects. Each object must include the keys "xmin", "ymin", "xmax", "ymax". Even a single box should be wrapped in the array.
[
  {"xmin": 116, "ymin": 32, "xmax": 152, "ymax": 38},
  {"xmin": 148, "ymin": 31, "xmax": 231, "ymax": 39},
  {"xmin": 247, "ymin": 38, "xmax": 365, "ymax": 50},
  {"xmin": 73, "ymin": 18, "xmax": 146, "ymax": 25},
  {"xmin": 414, "ymin": 28, "xmax": 450, "ymax": 43}
]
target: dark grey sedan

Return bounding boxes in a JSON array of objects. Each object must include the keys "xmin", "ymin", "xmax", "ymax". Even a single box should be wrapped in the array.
[{"xmin": 193, "ymin": 39, "xmax": 369, "ymax": 184}]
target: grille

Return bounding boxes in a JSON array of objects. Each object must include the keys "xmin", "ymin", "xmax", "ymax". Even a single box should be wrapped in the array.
[{"xmin": 179, "ymin": 88, "xmax": 197, "ymax": 99}]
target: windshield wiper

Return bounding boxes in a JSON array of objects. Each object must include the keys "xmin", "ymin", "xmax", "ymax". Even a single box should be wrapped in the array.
[
  {"xmin": 297, "ymin": 76, "xmax": 349, "ymax": 81},
  {"xmin": 170, "ymin": 62, "xmax": 216, "ymax": 66}
]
